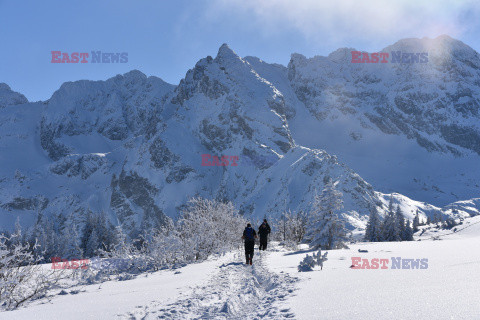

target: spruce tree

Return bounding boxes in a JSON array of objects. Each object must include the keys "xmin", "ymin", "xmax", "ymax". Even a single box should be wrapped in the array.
[
  {"xmin": 96, "ymin": 211, "xmax": 115, "ymax": 251},
  {"xmin": 112, "ymin": 225, "xmax": 129, "ymax": 254},
  {"xmin": 60, "ymin": 218, "xmax": 83, "ymax": 259},
  {"xmin": 382, "ymin": 204, "xmax": 399, "ymax": 241},
  {"xmin": 404, "ymin": 220, "xmax": 414, "ymax": 241},
  {"xmin": 305, "ymin": 180, "xmax": 347, "ymax": 250},
  {"xmin": 82, "ymin": 211, "xmax": 115, "ymax": 255},
  {"xmin": 412, "ymin": 211, "xmax": 420, "ymax": 233},
  {"xmin": 395, "ymin": 206, "xmax": 406, "ymax": 241},
  {"xmin": 426, "ymin": 215, "xmax": 432, "ymax": 225},
  {"xmin": 364, "ymin": 209, "xmax": 382, "ymax": 242},
  {"xmin": 29, "ymin": 213, "xmax": 57, "ymax": 261},
  {"xmin": 11, "ymin": 217, "xmax": 24, "ymax": 247},
  {"xmin": 81, "ymin": 211, "xmax": 96, "ymax": 254},
  {"xmin": 85, "ymin": 229, "xmax": 100, "ymax": 257}
]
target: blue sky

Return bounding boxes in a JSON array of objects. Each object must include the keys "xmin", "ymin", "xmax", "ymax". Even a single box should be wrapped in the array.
[{"xmin": 1, "ymin": 0, "xmax": 480, "ymax": 101}]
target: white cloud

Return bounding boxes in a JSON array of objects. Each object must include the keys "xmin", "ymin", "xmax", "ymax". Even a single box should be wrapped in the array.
[{"xmin": 208, "ymin": 0, "xmax": 480, "ymax": 48}]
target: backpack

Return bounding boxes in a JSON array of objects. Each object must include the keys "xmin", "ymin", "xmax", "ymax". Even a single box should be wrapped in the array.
[
  {"xmin": 245, "ymin": 227, "xmax": 254, "ymax": 240},
  {"xmin": 259, "ymin": 223, "xmax": 269, "ymax": 236}
]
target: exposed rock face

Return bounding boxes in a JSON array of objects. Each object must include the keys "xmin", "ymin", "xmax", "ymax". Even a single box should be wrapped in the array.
[
  {"xmin": 50, "ymin": 154, "xmax": 108, "ymax": 179},
  {"xmin": 287, "ymin": 36, "xmax": 480, "ymax": 156}
]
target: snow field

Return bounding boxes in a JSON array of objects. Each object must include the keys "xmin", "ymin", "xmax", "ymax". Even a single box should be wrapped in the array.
[
  {"xmin": 5, "ymin": 216, "xmax": 480, "ymax": 319},
  {"xmin": 267, "ymin": 216, "xmax": 480, "ymax": 319},
  {"xmin": 6, "ymin": 253, "xmax": 235, "ymax": 320}
]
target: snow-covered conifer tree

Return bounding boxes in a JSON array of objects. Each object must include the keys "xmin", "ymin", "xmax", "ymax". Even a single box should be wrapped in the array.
[
  {"xmin": 29, "ymin": 213, "xmax": 58, "ymax": 262},
  {"xmin": 382, "ymin": 204, "xmax": 400, "ymax": 241},
  {"xmin": 426, "ymin": 215, "xmax": 432, "ymax": 225},
  {"xmin": 85, "ymin": 229, "xmax": 100, "ymax": 257},
  {"xmin": 305, "ymin": 180, "xmax": 347, "ymax": 250},
  {"xmin": 395, "ymin": 206, "xmax": 406, "ymax": 241},
  {"xmin": 404, "ymin": 220, "xmax": 414, "ymax": 241},
  {"xmin": 433, "ymin": 212, "xmax": 439, "ymax": 224},
  {"xmin": 60, "ymin": 218, "xmax": 83, "ymax": 259},
  {"xmin": 96, "ymin": 211, "xmax": 115, "ymax": 251},
  {"xmin": 364, "ymin": 209, "xmax": 382, "ymax": 242},
  {"xmin": 412, "ymin": 211, "xmax": 420, "ymax": 233}
]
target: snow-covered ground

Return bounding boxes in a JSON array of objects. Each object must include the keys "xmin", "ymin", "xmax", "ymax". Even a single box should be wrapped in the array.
[
  {"xmin": 6, "ymin": 216, "xmax": 480, "ymax": 319},
  {"xmin": 269, "ymin": 216, "xmax": 480, "ymax": 319}
]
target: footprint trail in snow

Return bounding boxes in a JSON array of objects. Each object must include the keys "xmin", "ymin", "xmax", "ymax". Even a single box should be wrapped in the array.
[{"xmin": 120, "ymin": 250, "xmax": 298, "ymax": 319}]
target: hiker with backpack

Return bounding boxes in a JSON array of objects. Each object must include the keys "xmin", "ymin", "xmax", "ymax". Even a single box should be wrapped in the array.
[
  {"xmin": 242, "ymin": 223, "xmax": 257, "ymax": 265},
  {"xmin": 258, "ymin": 219, "xmax": 271, "ymax": 250}
]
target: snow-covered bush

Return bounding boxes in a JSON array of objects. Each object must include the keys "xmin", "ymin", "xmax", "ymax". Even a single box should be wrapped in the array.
[
  {"xmin": 141, "ymin": 218, "xmax": 185, "ymax": 269},
  {"xmin": 298, "ymin": 249, "xmax": 328, "ymax": 272},
  {"xmin": 81, "ymin": 197, "xmax": 246, "ymax": 282},
  {"xmin": 0, "ymin": 232, "xmax": 64, "ymax": 310},
  {"xmin": 177, "ymin": 198, "xmax": 246, "ymax": 261}
]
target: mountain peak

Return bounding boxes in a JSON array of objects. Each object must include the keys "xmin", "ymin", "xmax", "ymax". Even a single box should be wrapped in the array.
[
  {"xmin": 434, "ymin": 34, "xmax": 455, "ymax": 42},
  {"xmin": 121, "ymin": 69, "xmax": 147, "ymax": 81},
  {"xmin": 383, "ymin": 35, "xmax": 475, "ymax": 58},
  {"xmin": 430, "ymin": 34, "xmax": 473, "ymax": 52},
  {"xmin": 215, "ymin": 43, "xmax": 242, "ymax": 64},
  {"xmin": 0, "ymin": 83, "xmax": 28, "ymax": 107},
  {"xmin": 328, "ymin": 48, "xmax": 357, "ymax": 63},
  {"xmin": 0, "ymin": 83, "xmax": 12, "ymax": 91},
  {"xmin": 290, "ymin": 53, "xmax": 307, "ymax": 62}
]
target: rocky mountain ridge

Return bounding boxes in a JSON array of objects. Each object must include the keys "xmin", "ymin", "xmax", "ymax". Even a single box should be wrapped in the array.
[{"xmin": 1, "ymin": 36, "xmax": 479, "ymax": 235}]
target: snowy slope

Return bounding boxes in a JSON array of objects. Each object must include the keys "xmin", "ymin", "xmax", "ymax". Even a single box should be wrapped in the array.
[
  {"xmin": 6, "ymin": 215, "xmax": 480, "ymax": 319},
  {"xmin": 272, "ymin": 215, "xmax": 480, "ymax": 319},
  {"xmin": 6, "ymin": 253, "xmax": 237, "ymax": 320}
]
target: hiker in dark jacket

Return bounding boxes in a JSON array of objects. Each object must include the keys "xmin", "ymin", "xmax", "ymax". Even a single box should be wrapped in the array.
[
  {"xmin": 242, "ymin": 223, "xmax": 257, "ymax": 265},
  {"xmin": 258, "ymin": 219, "xmax": 271, "ymax": 251}
]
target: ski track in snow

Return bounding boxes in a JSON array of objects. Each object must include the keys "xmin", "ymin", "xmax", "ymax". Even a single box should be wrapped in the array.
[{"xmin": 118, "ymin": 250, "xmax": 298, "ymax": 320}]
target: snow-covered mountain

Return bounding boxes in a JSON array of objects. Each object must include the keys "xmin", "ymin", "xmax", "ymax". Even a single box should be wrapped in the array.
[
  {"xmin": 280, "ymin": 35, "xmax": 480, "ymax": 205},
  {"xmin": 1, "ymin": 37, "xmax": 479, "ymax": 235},
  {"xmin": 0, "ymin": 83, "xmax": 28, "ymax": 108}
]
